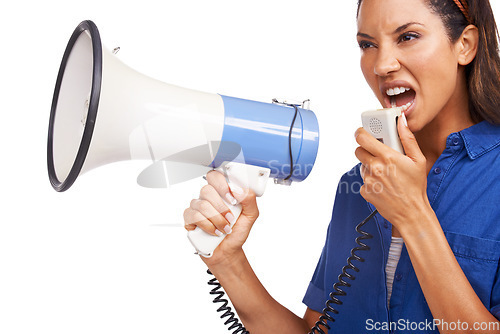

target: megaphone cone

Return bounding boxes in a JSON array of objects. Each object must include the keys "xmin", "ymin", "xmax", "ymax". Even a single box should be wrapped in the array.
[{"xmin": 48, "ymin": 20, "xmax": 319, "ymax": 192}]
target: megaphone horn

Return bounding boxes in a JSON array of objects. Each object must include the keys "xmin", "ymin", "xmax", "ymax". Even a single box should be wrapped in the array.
[{"xmin": 47, "ymin": 20, "xmax": 319, "ymax": 192}]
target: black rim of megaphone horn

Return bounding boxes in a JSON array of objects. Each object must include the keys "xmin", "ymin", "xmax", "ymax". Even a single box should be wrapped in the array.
[{"xmin": 47, "ymin": 20, "xmax": 103, "ymax": 192}]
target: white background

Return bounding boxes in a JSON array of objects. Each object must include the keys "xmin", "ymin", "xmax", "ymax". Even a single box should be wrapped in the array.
[{"xmin": 1, "ymin": 1, "xmax": 499, "ymax": 333}]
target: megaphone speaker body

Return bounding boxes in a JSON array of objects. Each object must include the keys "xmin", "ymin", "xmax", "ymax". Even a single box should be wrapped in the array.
[{"xmin": 48, "ymin": 20, "xmax": 319, "ymax": 192}]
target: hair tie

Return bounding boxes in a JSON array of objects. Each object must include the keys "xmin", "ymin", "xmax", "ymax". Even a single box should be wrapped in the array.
[{"xmin": 452, "ymin": 0, "xmax": 472, "ymax": 24}]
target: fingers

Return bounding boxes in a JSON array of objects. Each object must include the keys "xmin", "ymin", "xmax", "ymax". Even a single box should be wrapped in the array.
[
  {"xmin": 360, "ymin": 163, "xmax": 367, "ymax": 180},
  {"xmin": 184, "ymin": 208, "xmax": 221, "ymax": 235},
  {"xmin": 184, "ymin": 196, "xmax": 233, "ymax": 236},
  {"xmin": 206, "ymin": 170, "xmax": 259, "ymax": 221},
  {"xmin": 206, "ymin": 170, "xmax": 239, "ymax": 206},
  {"xmin": 356, "ymin": 143, "xmax": 395, "ymax": 181},
  {"xmin": 199, "ymin": 184, "xmax": 231, "ymax": 218},
  {"xmin": 183, "ymin": 172, "xmax": 235, "ymax": 236},
  {"xmin": 355, "ymin": 127, "xmax": 390, "ymax": 157},
  {"xmin": 199, "ymin": 184, "xmax": 235, "ymax": 232},
  {"xmin": 184, "ymin": 199, "xmax": 234, "ymax": 236},
  {"xmin": 183, "ymin": 169, "xmax": 260, "ymax": 237},
  {"xmin": 355, "ymin": 146, "xmax": 373, "ymax": 166}
]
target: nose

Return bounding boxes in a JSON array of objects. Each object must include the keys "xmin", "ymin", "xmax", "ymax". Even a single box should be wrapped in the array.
[{"xmin": 374, "ymin": 47, "xmax": 400, "ymax": 77}]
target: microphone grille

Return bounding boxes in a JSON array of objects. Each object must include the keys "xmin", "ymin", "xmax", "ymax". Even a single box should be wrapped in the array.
[{"xmin": 369, "ymin": 117, "xmax": 383, "ymax": 134}]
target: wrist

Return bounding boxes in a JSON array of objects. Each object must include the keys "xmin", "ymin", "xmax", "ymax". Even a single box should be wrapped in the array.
[
  {"xmin": 203, "ymin": 248, "xmax": 248, "ymax": 279},
  {"xmin": 394, "ymin": 199, "xmax": 438, "ymax": 237}
]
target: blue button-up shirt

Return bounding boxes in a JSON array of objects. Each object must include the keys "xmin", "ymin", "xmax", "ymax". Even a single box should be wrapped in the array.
[{"xmin": 303, "ymin": 121, "xmax": 500, "ymax": 333}]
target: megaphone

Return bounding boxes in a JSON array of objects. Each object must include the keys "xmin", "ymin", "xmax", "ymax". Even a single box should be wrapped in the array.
[{"xmin": 47, "ymin": 20, "xmax": 319, "ymax": 256}]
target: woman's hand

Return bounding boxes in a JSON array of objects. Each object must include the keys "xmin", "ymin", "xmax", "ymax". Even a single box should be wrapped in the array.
[
  {"xmin": 183, "ymin": 170, "xmax": 260, "ymax": 266},
  {"xmin": 354, "ymin": 113, "xmax": 430, "ymax": 228}
]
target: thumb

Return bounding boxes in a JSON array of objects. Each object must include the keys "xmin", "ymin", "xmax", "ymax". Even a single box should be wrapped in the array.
[
  {"xmin": 398, "ymin": 112, "xmax": 424, "ymax": 162},
  {"xmin": 228, "ymin": 183, "xmax": 259, "ymax": 220}
]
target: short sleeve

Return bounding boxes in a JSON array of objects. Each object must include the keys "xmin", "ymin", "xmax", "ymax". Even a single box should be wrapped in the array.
[{"xmin": 302, "ymin": 244, "xmax": 328, "ymax": 313}]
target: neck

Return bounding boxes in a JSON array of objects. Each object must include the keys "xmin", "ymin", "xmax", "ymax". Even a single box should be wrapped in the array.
[{"xmin": 414, "ymin": 79, "xmax": 475, "ymax": 173}]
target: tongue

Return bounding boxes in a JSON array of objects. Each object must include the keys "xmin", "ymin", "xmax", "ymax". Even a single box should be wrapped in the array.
[{"xmin": 393, "ymin": 89, "xmax": 416, "ymax": 107}]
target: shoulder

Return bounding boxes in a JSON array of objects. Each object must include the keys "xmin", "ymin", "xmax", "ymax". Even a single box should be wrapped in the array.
[
  {"xmin": 336, "ymin": 163, "xmax": 364, "ymax": 193},
  {"xmin": 329, "ymin": 164, "xmax": 372, "ymax": 225},
  {"xmin": 460, "ymin": 121, "xmax": 500, "ymax": 162}
]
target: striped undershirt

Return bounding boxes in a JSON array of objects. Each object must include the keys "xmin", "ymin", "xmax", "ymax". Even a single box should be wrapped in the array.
[{"xmin": 385, "ymin": 236, "xmax": 404, "ymax": 305}]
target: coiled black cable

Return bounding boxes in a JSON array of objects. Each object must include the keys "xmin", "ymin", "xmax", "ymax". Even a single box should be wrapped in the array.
[
  {"xmin": 308, "ymin": 209, "xmax": 377, "ymax": 334},
  {"xmin": 206, "ymin": 209, "xmax": 378, "ymax": 334},
  {"xmin": 207, "ymin": 269, "xmax": 249, "ymax": 334}
]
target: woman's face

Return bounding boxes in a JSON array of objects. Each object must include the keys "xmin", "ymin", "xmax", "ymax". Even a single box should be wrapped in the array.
[{"xmin": 357, "ymin": 0, "xmax": 464, "ymax": 132}]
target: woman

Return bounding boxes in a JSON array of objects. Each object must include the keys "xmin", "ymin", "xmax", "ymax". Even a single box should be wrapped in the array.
[{"xmin": 183, "ymin": 0, "xmax": 500, "ymax": 333}]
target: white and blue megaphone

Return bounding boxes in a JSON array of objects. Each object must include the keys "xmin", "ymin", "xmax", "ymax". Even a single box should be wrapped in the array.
[{"xmin": 47, "ymin": 20, "xmax": 319, "ymax": 257}]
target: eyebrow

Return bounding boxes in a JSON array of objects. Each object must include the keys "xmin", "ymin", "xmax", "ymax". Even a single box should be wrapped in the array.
[
  {"xmin": 394, "ymin": 22, "xmax": 424, "ymax": 33},
  {"xmin": 357, "ymin": 22, "xmax": 425, "ymax": 39}
]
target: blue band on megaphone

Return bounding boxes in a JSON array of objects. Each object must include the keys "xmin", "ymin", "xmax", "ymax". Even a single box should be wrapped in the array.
[{"xmin": 210, "ymin": 95, "xmax": 319, "ymax": 182}]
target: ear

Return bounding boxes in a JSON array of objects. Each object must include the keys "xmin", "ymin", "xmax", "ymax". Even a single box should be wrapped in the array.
[{"xmin": 456, "ymin": 25, "xmax": 479, "ymax": 66}]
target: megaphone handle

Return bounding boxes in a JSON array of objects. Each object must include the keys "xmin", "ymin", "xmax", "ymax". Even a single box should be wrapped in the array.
[
  {"xmin": 187, "ymin": 162, "xmax": 270, "ymax": 258},
  {"xmin": 187, "ymin": 199, "xmax": 242, "ymax": 258}
]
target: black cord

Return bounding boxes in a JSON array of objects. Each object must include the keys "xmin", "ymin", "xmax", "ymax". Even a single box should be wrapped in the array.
[
  {"xmin": 270, "ymin": 98, "xmax": 300, "ymax": 181},
  {"xmin": 206, "ymin": 209, "xmax": 378, "ymax": 334},
  {"xmin": 308, "ymin": 209, "xmax": 377, "ymax": 334},
  {"xmin": 207, "ymin": 269, "xmax": 249, "ymax": 334},
  {"xmin": 284, "ymin": 104, "xmax": 299, "ymax": 181}
]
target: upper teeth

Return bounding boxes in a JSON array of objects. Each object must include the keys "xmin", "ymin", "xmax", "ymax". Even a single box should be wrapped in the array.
[{"xmin": 386, "ymin": 87, "xmax": 410, "ymax": 96}]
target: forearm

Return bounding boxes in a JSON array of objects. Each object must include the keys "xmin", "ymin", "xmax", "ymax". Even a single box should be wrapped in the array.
[
  {"xmin": 399, "ymin": 204, "xmax": 500, "ymax": 334},
  {"xmin": 206, "ymin": 250, "xmax": 310, "ymax": 334}
]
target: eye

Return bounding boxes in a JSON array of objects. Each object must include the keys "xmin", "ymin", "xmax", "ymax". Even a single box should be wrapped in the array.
[
  {"xmin": 398, "ymin": 32, "xmax": 420, "ymax": 43},
  {"xmin": 358, "ymin": 40, "xmax": 376, "ymax": 50}
]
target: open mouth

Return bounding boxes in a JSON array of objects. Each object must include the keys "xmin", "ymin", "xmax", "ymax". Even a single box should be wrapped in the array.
[{"xmin": 386, "ymin": 86, "xmax": 416, "ymax": 112}]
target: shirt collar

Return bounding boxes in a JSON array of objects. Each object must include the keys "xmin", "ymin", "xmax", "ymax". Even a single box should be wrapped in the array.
[{"xmin": 459, "ymin": 121, "xmax": 500, "ymax": 160}]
